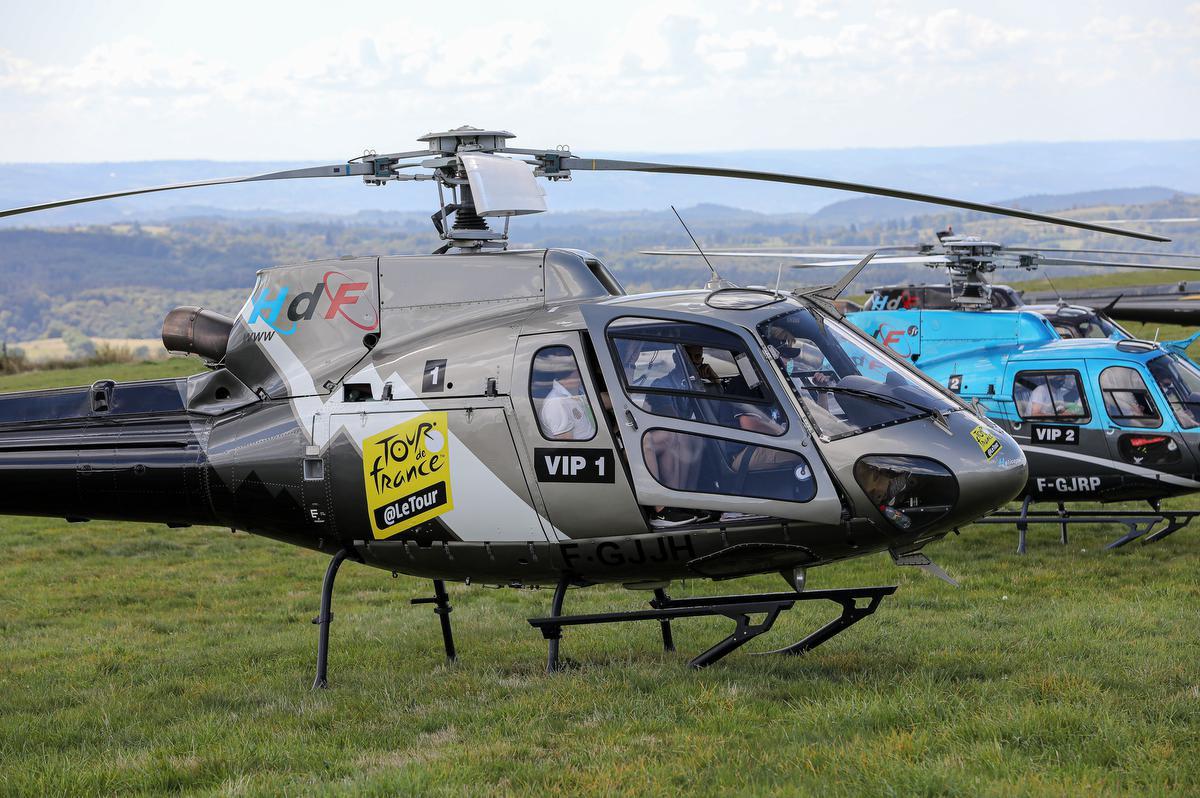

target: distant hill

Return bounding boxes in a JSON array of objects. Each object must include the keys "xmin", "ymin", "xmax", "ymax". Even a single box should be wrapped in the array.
[
  {"xmin": 0, "ymin": 194, "xmax": 1196, "ymax": 344},
  {"xmin": 2, "ymin": 139, "xmax": 1199, "ymax": 224},
  {"xmin": 808, "ymin": 187, "xmax": 1192, "ymax": 227}
]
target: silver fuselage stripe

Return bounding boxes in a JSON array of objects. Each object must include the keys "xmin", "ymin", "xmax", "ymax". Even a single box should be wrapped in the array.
[{"xmin": 1021, "ymin": 444, "xmax": 1200, "ymax": 489}]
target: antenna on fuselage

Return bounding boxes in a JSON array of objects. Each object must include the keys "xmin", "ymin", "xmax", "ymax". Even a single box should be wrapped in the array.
[
  {"xmin": 670, "ymin": 205, "xmax": 733, "ymax": 290},
  {"xmin": 1041, "ymin": 270, "xmax": 1066, "ymax": 307}
]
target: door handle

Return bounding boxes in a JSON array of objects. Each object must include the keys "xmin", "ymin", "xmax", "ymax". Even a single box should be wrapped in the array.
[{"xmin": 624, "ymin": 410, "xmax": 638, "ymax": 430}]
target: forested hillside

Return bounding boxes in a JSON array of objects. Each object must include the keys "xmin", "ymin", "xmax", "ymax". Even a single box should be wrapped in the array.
[{"xmin": 0, "ymin": 195, "xmax": 1196, "ymax": 344}]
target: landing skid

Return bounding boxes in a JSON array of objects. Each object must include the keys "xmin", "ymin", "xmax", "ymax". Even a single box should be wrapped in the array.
[
  {"xmin": 307, "ymin": 550, "xmax": 896, "ymax": 685},
  {"xmin": 528, "ymin": 581, "xmax": 898, "ymax": 671},
  {"xmin": 976, "ymin": 498, "xmax": 1200, "ymax": 552}
]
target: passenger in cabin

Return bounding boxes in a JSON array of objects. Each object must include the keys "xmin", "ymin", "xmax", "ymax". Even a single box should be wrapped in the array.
[
  {"xmin": 1025, "ymin": 381, "xmax": 1055, "ymax": 417},
  {"xmin": 536, "ymin": 359, "xmax": 596, "ymax": 441}
]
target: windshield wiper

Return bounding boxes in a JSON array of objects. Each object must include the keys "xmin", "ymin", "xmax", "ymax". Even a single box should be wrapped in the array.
[
  {"xmin": 804, "ymin": 384, "xmax": 944, "ymax": 420},
  {"xmin": 802, "ymin": 385, "xmax": 908, "ymax": 410}
]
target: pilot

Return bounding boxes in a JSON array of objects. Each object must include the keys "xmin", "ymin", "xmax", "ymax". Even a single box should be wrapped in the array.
[
  {"xmin": 538, "ymin": 364, "xmax": 596, "ymax": 441},
  {"xmin": 766, "ymin": 326, "xmax": 828, "ymax": 380},
  {"xmin": 683, "ymin": 344, "xmax": 721, "ymax": 389}
]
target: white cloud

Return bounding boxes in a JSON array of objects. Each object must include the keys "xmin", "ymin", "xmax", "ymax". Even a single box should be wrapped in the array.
[{"xmin": 0, "ymin": 1, "xmax": 1194, "ymax": 159}]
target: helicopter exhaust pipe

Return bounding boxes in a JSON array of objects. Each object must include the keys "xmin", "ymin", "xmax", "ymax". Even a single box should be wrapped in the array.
[{"xmin": 162, "ymin": 306, "xmax": 234, "ymax": 363}]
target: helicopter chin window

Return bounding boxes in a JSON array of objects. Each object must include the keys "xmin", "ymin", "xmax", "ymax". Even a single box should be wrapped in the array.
[{"xmin": 853, "ymin": 455, "xmax": 957, "ymax": 532}]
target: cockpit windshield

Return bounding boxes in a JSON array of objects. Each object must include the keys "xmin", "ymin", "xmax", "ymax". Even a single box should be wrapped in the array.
[
  {"xmin": 759, "ymin": 309, "xmax": 959, "ymax": 440},
  {"xmin": 1049, "ymin": 308, "xmax": 1128, "ymax": 340},
  {"xmin": 1148, "ymin": 354, "xmax": 1200, "ymax": 429}
]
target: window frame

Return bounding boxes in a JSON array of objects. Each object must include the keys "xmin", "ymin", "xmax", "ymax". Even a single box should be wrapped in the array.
[
  {"xmin": 1099, "ymin": 365, "xmax": 1162, "ymax": 429},
  {"xmin": 529, "ymin": 344, "xmax": 598, "ymax": 442},
  {"xmin": 1012, "ymin": 369, "xmax": 1091, "ymax": 423}
]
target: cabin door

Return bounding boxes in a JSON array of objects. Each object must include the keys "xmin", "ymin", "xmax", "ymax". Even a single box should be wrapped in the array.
[{"xmin": 512, "ymin": 332, "xmax": 648, "ymax": 539}]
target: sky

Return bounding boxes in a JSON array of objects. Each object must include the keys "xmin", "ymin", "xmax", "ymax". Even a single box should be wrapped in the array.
[{"xmin": 0, "ymin": 0, "xmax": 1197, "ymax": 163}]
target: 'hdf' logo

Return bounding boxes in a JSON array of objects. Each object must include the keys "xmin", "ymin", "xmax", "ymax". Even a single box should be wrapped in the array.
[{"xmin": 247, "ymin": 270, "xmax": 379, "ymax": 336}]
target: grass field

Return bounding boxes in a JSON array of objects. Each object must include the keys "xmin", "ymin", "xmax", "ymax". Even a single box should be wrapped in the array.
[
  {"xmin": 0, "ymin": 358, "xmax": 202, "ymax": 392},
  {"xmin": 1, "ymin": 363, "xmax": 1198, "ymax": 796},
  {"xmin": 13, "ymin": 338, "xmax": 168, "ymax": 363}
]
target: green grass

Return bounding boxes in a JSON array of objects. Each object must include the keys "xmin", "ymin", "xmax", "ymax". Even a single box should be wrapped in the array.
[
  {"xmin": 1, "ymin": 364, "xmax": 1198, "ymax": 796},
  {"xmin": 0, "ymin": 358, "xmax": 202, "ymax": 392},
  {"xmin": 1013, "ymin": 268, "xmax": 1200, "ymax": 295},
  {"xmin": 1, "ymin": 514, "xmax": 1197, "ymax": 796}
]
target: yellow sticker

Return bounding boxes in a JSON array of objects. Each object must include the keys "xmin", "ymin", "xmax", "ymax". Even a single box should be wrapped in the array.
[
  {"xmin": 970, "ymin": 425, "xmax": 1002, "ymax": 461},
  {"xmin": 362, "ymin": 412, "xmax": 454, "ymax": 538}
]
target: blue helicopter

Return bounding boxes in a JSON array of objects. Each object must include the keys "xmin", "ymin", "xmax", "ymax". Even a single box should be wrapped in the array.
[{"xmin": 645, "ymin": 232, "xmax": 1200, "ymax": 549}]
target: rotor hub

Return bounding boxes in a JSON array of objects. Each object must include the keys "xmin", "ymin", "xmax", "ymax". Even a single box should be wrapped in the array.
[{"xmin": 418, "ymin": 126, "xmax": 515, "ymax": 155}]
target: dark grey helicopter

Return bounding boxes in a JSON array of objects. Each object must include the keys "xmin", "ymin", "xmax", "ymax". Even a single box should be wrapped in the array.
[{"xmin": 0, "ymin": 126, "xmax": 1167, "ymax": 684}]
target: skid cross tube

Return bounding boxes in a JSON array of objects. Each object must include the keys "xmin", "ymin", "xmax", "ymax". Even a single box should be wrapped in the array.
[
  {"xmin": 543, "ymin": 576, "xmax": 571, "ymax": 672},
  {"xmin": 312, "ymin": 548, "xmax": 352, "ymax": 690},
  {"xmin": 410, "ymin": 579, "xmax": 457, "ymax": 662},
  {"xmin": 529, "ymin": 585, "xmax": 897, "ymax": 670},
  {"xmin": 653, "ymin": 588, "xmax": 676, "ymax": 652},
  {"xmin": 754, "ymin": 588, "xmax": 892, "ymax": 656}
]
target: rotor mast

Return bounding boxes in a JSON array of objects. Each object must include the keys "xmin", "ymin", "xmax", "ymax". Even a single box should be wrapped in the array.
[{"xmin": 419, "ymin": 126, "xmax": 520, "ymax": 252}]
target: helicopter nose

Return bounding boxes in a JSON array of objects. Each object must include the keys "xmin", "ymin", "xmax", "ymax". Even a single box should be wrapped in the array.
[
  {"xmin": 844, "ymin": 412, "xmax": 1027, "ymax": 539},
  {"xmin": 944, "ymin": 415, "xmax": 1027, "ymax": 527}
]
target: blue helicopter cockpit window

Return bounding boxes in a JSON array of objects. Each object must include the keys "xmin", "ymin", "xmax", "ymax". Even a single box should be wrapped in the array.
[
  {"xmin": 609, "ymin": 319, "xmax": 787, "ymax": 436},
  {"xmin": 759, "ymin": 309, "xmax": 958, "ymax": 441},
  {"xmin": 1100, "ymin": 366, "xmax": 1161, "ymax": 428},
  {"xmin": 1013, "ymin": 371, "xmax": 1089, "ymax": 422},
  {"xmin": 1148, "ymin": 354, "xmax": 1200, "ymax": 430}
]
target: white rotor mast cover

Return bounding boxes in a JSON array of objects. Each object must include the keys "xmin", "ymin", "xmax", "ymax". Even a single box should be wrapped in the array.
[{"xmin": 460, "ymin": 153, "xmax": 547, "ymax": 217}]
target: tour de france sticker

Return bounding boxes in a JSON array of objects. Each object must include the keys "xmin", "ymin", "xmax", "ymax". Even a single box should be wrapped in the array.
[
  {"xmin": 362, "ymin": 412, "xmax": 454, "ymax": 538},
  {"xmin": 970, "ymin": 425, "xmax": 1002, "ymax": 461}
]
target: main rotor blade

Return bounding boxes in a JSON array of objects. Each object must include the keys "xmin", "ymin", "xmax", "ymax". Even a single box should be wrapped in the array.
[
  {"xmin": 641, "ymin": 249, "xmax": 880, "ymax": 259},
  {"xmin": 1082, "ymin": 218, "xmax": 1200, "ymax": 225},
  {"xmin": 790, "ymin": 255, "xmax": 951, "ymax": 268},
  {"xmin": 562, "ymin": 157, "xmax": 1170, "ymax": 243},
  {"xmin": 0, "ymin": 162, "xmax": 398, "ymax": 219},
  {"xmin": 1005, "ymin": 246, "xmax": 1200, "ymax": 259},
  {"xmin": 640, "ymin": 246, "xmax": 920, "ymax": 258},
  {"xmin": 1034, "ymin": 256, "xmax": 1200, "ymax": 273}
]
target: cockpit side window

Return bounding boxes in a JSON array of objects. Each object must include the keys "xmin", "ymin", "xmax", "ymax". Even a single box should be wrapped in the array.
[
  {"xmin": 1148, "ymin": 354, "xmax": 1200, "ymax": 429},
  {"xmin": 1099, "ymin": 366, "xmax": 1161, "ymax": 428},
  {"xmin": 608, "ymin": 318, "xmax": 787, "ymax": 436},
  {"xmin": 530, "ymin": 346, "xmax": 597, "ymax": 441},
  {"xmin": 1053, "ymin": 324, "xmax": 1077, "ymax": 339},
  {"xmin": 1013, "ymin": 370, "xmax": 1089, "ymax": 422}
]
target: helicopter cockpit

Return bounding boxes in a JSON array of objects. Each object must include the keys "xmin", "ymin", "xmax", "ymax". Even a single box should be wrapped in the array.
[
  {"xmin": 1147, "ymin": 352, "xmax": 1200, "ymax": 429},
  {"xmin": 572, "ymin": 287, "xmax": 1027, "ymax": 554},
  {"xmin": 760, "ymin": 308, "xmax": 959, "ymax": 442}
]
